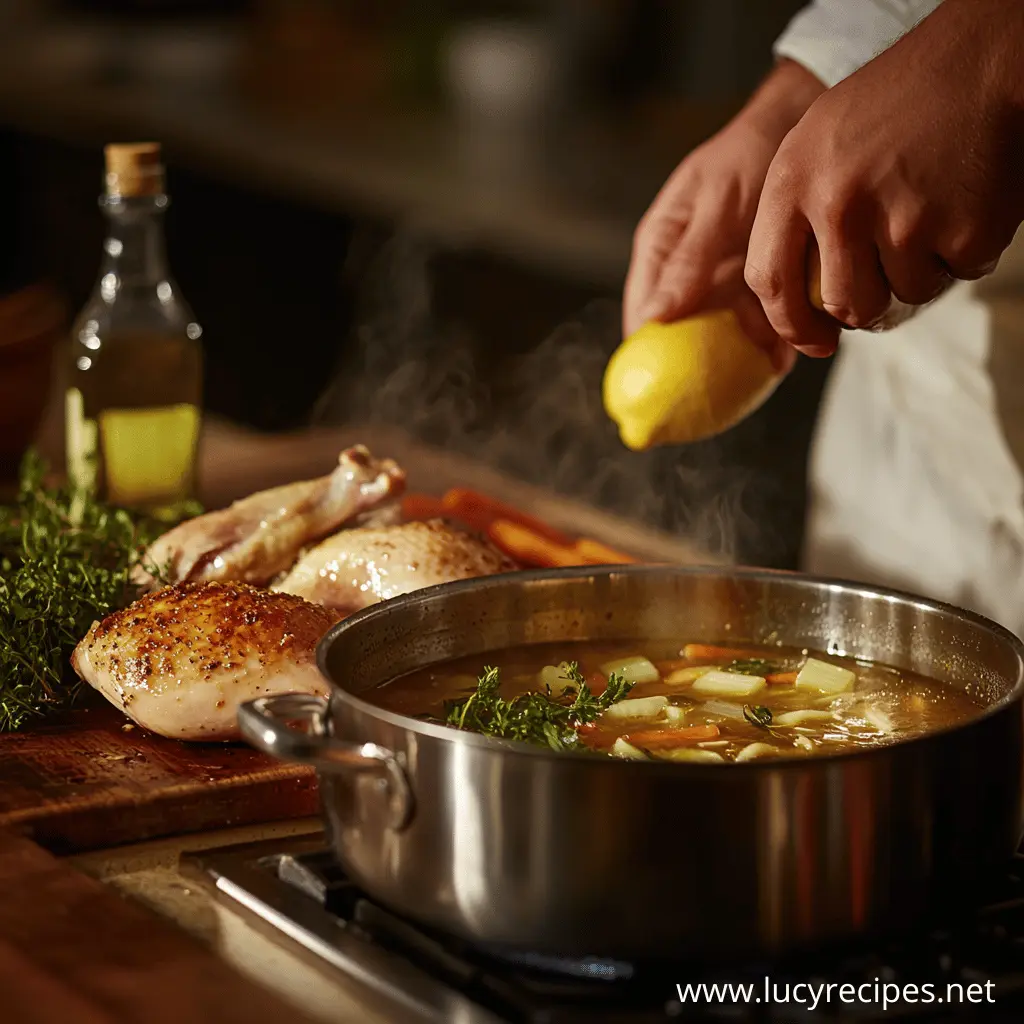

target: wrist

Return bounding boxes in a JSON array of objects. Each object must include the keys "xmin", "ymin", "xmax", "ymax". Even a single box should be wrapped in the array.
[{"xmin": 736, "ymin": 58, "xmax": 826, "ymax": 141}]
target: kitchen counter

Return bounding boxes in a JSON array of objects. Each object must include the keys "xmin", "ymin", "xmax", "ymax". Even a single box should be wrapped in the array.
[{"xmin": 66, "ymin": 819, "xmax": 405, "ymax": 1024}]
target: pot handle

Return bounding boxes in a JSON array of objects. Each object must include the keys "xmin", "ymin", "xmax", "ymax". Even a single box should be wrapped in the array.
[{"xmin": 238, "ymin": 694, "xmax": 413, "ymax": 830}]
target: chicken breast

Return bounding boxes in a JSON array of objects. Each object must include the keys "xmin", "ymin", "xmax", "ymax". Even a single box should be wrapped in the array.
[
  {"xmin": 272, "ymin": 518, "xmax": 518, "ymax": 613},
  {"xmin": 71, "ymin": 581, "xmax": 336, "ymax": 741},
  {"xmin": 134, "ymin": 446, "xmax": 406, "ymax": 590}
]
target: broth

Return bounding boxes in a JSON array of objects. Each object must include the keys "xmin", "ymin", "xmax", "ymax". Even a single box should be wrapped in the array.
[{"xmin": 369, "ymin": 640, "xmax": 989, "ymax": 763}]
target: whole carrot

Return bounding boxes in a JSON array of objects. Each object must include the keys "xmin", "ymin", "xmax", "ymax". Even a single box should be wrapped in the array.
[
  {"xmin": 442, "ymin": 488, "xmax": 572, "ymax": 545},
  {"xmin": 487, "ymin": 519, "xmax": 582, "ymax": 568}
]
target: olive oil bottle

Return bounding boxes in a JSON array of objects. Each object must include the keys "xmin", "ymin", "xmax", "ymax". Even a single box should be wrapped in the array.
[{"xmin": 66, "ymin": 142, "xmax": 203, "ymax": 520}]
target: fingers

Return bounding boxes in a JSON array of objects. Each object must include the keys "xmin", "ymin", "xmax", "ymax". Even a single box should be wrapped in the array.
[
  {"xmin": 745, "ymin": 178, "xmax": 840, "ymax": 356},
  {"xmin": 623, "ymin": 205, "xmax": 688, "ymax": 337},
  {"xmin": 640, "ymin": 200, "xmax": 733, "ymax": 326},
  {"xmin": 876, "ymin": 212, "xmax": 952, "ymax": 305},
  {"xmin": 731, "ymin": 286, "xmax": 797, "ymax": 374},
  {"xmin": 815, "ymin": 229, "xmax": 891, "ymax": 329}
]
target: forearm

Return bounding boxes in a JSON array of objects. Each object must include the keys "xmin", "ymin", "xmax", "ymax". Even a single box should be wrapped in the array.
[{"xmin": 733, "ymin": 58, "xmax": 827, "ymax": 141}]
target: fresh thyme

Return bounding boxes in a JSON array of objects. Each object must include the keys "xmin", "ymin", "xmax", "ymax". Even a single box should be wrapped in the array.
[
  {"xmin": 726, "ymin": 658, "xmax": 783, "ymax": 676},
  {"xmin": 0, "ymin": 451, "xmax": 175, "ymax": 731},
  {"xmin": 742, "ymin": 704, "xmax": 776, "ymax": 732},
  {"xmin": 444, "ymin": 662, "xmax": 633, "ymax": 751}
]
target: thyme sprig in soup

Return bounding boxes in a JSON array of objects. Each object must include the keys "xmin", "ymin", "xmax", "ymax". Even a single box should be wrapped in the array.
[{"xmin": 371, "ymin": 641, "xmax": 987, "ymax": 762}]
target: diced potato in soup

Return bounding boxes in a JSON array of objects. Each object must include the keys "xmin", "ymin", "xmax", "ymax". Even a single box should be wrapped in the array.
[{"xmin": 368, "ymin": 640, "xmax": 988, "ymax": 764}]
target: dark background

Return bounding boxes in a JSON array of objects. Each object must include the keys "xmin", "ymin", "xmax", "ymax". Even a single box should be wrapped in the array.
[{"xmin": 0, "ymin": 0, "xmax": 828, "ymax": 567}]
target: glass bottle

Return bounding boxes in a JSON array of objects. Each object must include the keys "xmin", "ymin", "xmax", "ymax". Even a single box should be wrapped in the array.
[{"xmin": 65, "ymin": 142, "xmax": 203, "ymax": 520}]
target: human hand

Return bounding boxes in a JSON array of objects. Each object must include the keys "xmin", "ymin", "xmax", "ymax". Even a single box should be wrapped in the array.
[
  {"xmin": 745, "ymin": 0, "xmax": 1024, "ymax": 357},
  {"xmin": 623, "ymin": 60, "xmax": 825, "ymax": 369}
]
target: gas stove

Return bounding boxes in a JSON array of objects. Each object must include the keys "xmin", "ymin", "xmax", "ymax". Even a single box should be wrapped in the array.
[{"xmin": 185, "ymin": 836, "xmax": 1024, "ymax": 1023}]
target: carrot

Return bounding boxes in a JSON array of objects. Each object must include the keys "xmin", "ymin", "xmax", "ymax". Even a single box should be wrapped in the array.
[
  {"xmin": 622, "ymin": 724, "xmax": 721, "ymax": 749},
  {"xmin": 681, "ymin": 644, "xmax": 767, "ymax": 662},
  {"xmin": 401, "ymin": 493, "xmax": 447, "ymax": 521},
  {"xmin": 487, "ymin": 519, "xmax": 582, "ymax": 568},
  {"xmin": 766, "ymin": 671, "xmax": 799, "ymax": 686},
  {"xmin": 442, "ymin": 488, "xmax": 572, "ymax": 545},
  {"xmin": 573, "ymin": 537, "xmax": 638, "ymax": 565}
]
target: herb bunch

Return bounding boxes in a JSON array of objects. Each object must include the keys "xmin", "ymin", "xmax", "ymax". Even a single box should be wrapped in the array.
[
  {"xmin": 725, "ymin": 658, "xmax": 783, "ymax": 676},
  {"xmin": 444, "ymin": 662, "xmax": 633, "ymax": 751},
  {"xmin": 0, "ymin": 452, "xmax": 170, "ymax": 731}
]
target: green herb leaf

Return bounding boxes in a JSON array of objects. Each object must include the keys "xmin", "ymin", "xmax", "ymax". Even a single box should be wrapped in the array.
[
  {"xmin": 444, "ymin": 662, "xmax": 634, "ymax": 749},
  {"xmin": 743, "ymin": 704, "xmax": 775, "ymax": 731},
  {"xmin": 0, "ymin": 450, "xmax": 182, "ymax": 731},
  {"xmin": 726, "ymin": 658, "xmax": 783, "ymax": 676}
]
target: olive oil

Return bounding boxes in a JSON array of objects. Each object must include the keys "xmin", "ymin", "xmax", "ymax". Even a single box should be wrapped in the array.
[{"xmin": 66, "ymin": 143, "xmax": 203, "ymax": 520}]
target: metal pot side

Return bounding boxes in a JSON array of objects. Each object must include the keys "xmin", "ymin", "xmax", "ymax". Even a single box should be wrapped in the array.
[{"xmin": 247, "ymin": 566, "xmax": 1024, "ymax": 960}]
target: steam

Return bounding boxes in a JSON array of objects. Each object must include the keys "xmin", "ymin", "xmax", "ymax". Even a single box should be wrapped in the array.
[{"xmin": 312, "ymin": 228, "xmax": 782, "ymax": 565}]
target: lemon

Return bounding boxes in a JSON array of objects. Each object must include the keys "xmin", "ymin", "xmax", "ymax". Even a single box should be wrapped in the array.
[{"xmin": 602, "ymin": 310, "xmax": 785, "ymax": 450}]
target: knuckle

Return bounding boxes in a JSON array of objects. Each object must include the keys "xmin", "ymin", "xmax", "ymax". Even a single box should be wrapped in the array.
[{"xmin": 743, "ymin": 259, "xmax": 779, "ymax": 299}]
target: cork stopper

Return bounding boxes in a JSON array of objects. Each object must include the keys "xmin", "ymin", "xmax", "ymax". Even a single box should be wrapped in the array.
[{"xmin": 104, "ymin": 142, "xmax": 164, "ymax": 197}]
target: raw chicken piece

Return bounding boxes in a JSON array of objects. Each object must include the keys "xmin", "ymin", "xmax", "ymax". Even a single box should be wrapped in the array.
[
  {"xmin": 71, "ymin": 581, "xmax": 336, "ymax": 741},
  {"xmin": 135, "ymin": 446, "xmax": 405, "ymax": 589},
  {"xmin": 272, "ymin": 518, "xmax": 518, "ymax": 613}
]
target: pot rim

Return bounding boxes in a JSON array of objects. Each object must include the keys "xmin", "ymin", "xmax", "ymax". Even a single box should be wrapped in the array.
[{"xmin": 315, "ymin": 563, "xmax": 1024, "ymax": 772}]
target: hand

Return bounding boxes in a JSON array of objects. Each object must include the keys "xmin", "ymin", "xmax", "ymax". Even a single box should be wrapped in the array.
[
  {"xmin": 623, "ymin": 59, "xmax": 825, "ymax": 369},
  {"xmin": 745, "ymin": 0, "xmax": 1024, "ymax": 357}
]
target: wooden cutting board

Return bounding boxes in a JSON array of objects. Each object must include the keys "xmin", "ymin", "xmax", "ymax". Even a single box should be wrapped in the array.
[
  {"xmin": 0, "ymin": 692, "xmax": 318, "ymax": 855},
  {"xmin": 0, "ymin": 828, "xmax": 322, "ymax": 1024}
]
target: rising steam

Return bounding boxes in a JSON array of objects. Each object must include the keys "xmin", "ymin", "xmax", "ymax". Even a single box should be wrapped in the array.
[{"xmin": 312, "ymin": 227, "xmax": 788, "ymax": 566}]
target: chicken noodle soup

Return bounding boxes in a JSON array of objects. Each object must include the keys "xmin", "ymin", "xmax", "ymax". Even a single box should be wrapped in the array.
[{"xmin": 369, "ymin": 641, "xmax": 988, "ymax": 762}]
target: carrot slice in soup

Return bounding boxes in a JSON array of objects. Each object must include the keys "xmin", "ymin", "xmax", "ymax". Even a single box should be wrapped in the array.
[{"xmin": 622, "ymin": 724, "xmax": 720, "ymax": 749}]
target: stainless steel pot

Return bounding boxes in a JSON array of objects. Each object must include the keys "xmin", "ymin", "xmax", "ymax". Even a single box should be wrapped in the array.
[{"xmin": 238, "ymin": 566, "xmax": 1024, "ymax": 960}]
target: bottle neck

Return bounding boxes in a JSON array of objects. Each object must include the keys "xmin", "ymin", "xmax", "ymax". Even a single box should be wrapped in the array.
[{"xmin": 97, "ymin": 194, "xmax": 171, "ymax": 291}]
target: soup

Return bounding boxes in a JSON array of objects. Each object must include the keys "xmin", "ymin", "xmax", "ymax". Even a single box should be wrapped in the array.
[{"xmin": 369, "ymin": 640, "xmax": 988, "ymax": 762}]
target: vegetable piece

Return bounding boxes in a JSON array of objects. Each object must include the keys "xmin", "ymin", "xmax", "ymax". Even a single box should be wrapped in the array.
[
  {"xmin": 537, "ymin": 662, "xmax": 578, "ymax": 696},
  {"xmin": 773, "ymin": 709, "xmax": 834, "ymax": 727},
  {"xmin": 662, "ymin": 704, "xmax": 688, "ymax": 722},
  {"xmin": 698, "ymin": 700, "xmax": 748, "ymax": 721},
  {"xmin": 766, "ymin": 671, "xmax": 800, "ymax": 685},
  {"xmin": 682, "ymin": 644, "xmax": 767, "ymax": 662},
  {"xmin": 795, "ymin": 657, "xmax": 856, "ymax": 695},
  {"xmin": 793, "ymin": 735, "xmax": 815, "ymax": 751},
  {"xmin": 598, "ymin": 655, "xmax": 660, "ymax": 685},
  {"xmin": 611, "ymin": 737, "xmax": 647, "ymax": 760},
  {"xmin": 441, "ymin": 488, "xmax": 572, "ymax": 545},
  {"xmin": 573, "ymin": 537, "xmax": 638, "ymax": 565},
  {"xmin": 664, "ymin": 666, "xmax": 713, "ymax": 685},
  {"xmin": 445, "ymin": 663, "xmax": 633, "ymax": 749},
  {"xmin": 863, "ymin": 705, "xmax": 896, "ymax": 734},
  {"xmin": 655, "ymin": 747, "xmax": 725, "ymax": 763},
  {"xmin": 601, "ymin": 695, "xmax": 670, "ymax": 720},
  {"xmin": 691, "ymin": 670, "xmax": 767, "ymax": 698},
  {"xmin": 735, "ymin": 742, "xmax": 781, "ymax": 762},
  {"xmin": 487, "ymin": 519, "xmax": 581, "ymax": 568},
  {"xmin": 400, "ymin": 493, "xmax": 448, "ymax": 521},
  {"xmin": 622, "ymin": 724, "xmax": 721, "ymax": 749}
]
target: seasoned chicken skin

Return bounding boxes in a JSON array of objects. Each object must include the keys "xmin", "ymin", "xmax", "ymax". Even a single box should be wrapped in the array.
[
  {"xmin": 71, "ymin": 581, "xmax": 336, "ymax": 741},
  {"xmin": 134, "ymin": 446, "xmax": 405, "ymax": 590},
  {"xmin": 272, "ymin": 518, "xmax": 518, "ymax": 613}
]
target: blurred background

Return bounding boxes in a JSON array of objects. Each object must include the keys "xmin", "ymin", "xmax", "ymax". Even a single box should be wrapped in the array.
[{"xmin": 0, "ymin": 0, "xmax": 829, "ymax": 567}]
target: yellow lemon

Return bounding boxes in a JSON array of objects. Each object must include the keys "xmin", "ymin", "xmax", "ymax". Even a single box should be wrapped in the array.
[{"xmin": 602, "ymin": 310, "xmax": 786, "ymax": 450}]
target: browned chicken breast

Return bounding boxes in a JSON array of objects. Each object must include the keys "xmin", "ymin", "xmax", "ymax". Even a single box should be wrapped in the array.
[
  {"xmin": 134, "ymin": 446, "xmax": 405, "ymax": 590},
  {"xmin": 271, "ymin": 519, "xmax": 518, "ymax": 613},
  {"xmin": 71, "ymin": 581, "xmax": 336, "ymax": 741}
]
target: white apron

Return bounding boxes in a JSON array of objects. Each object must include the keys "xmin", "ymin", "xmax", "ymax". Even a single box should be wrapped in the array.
[{"xmin": 803, "ymin": 234, "xmax": 1024, "ymax": 636}]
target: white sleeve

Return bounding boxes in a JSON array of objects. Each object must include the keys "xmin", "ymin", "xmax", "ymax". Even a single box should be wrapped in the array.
[{"xmin": 773, "ymin": 0, "xmax": 943, "ymax": 87}]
